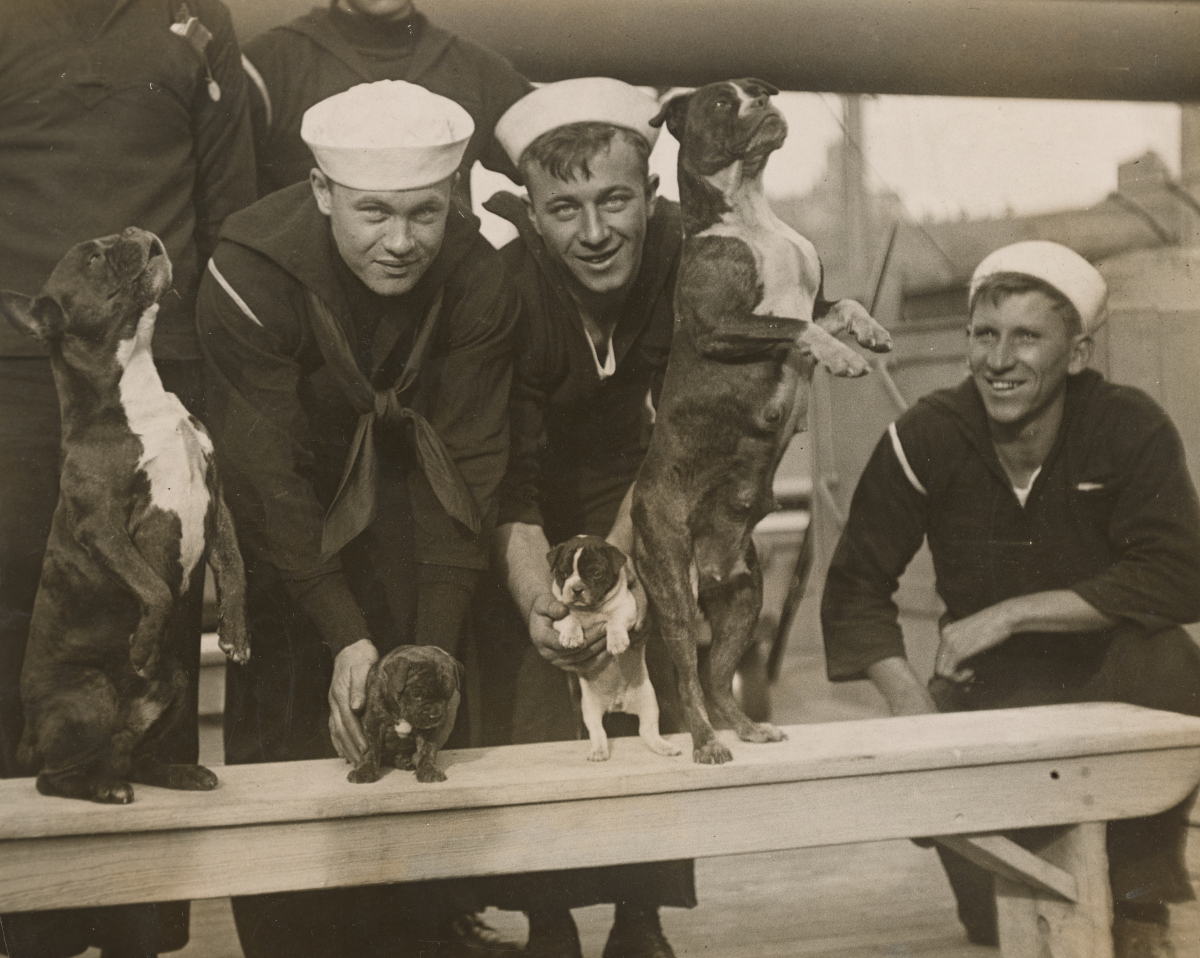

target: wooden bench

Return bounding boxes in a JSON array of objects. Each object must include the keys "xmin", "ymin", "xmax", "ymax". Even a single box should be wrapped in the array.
[{"xmin": 3, "ymin": 702, "xmax": 1200, "ymax": 957}]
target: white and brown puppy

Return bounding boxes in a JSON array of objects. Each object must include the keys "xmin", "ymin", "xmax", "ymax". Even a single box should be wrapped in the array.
[{"xmin": 549, "ymin": 535, "xmax": 681, "ymax": 762}]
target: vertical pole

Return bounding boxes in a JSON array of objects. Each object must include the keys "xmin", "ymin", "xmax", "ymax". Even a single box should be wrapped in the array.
[{"xmin": 842, "ymin": 95, "xmax": 870, "ymax": 303}]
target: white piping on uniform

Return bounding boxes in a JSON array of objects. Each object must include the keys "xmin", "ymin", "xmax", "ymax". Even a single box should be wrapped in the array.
[
  {"xmin": 888, "ymin": 421, "xmax": 927, "ymax": 496},
  {"xmin": 208, "ymin": 259, "xmax": 263, "ymax": 328},
  {"xmin": 241, "ymin": 55, "xmax": 272, "ymax": 129}
]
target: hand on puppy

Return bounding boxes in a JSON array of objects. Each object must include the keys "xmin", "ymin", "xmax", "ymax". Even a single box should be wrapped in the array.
[
  {"xmin": 529, "ymin": 592, "xmax": 610, "ymax": 675},
  {"xmin": 329, "ymin": 638, "xmax": 378, "ymax": 764}
]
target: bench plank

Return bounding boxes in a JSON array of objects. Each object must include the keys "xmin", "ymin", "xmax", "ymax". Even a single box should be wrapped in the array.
[
  {"xmin": 3, "ymin": 703, "xmax": 1199, "ymax": 841},
  {"xmin": 2, "ymin": 704, "xmax": 1200, "ymax": 913}
]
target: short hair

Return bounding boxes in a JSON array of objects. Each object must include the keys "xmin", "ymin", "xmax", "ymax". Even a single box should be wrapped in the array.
[
  {"xmin": 519, "ymin": 121, "xmax": 652, "ymax": 184},
  {"xmin": 969, "ymin": 272, "xmax": 1083, "ymax": 337}
]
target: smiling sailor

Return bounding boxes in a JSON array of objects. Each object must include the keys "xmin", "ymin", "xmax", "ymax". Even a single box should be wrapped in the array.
[
  {"xmin": 197, "ymin": 79, "xmax": 517, "ymax": 957},
  {"xmin": 470, "ymin": 78, "xmax": 696, "ymax": 958},
  {"xmin": 821, "ymin": 239, "xmax": 1200, "ymax": 957}
]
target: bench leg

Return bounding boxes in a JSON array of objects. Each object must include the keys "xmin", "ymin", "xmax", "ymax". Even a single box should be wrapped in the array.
[{"xmin": 991, "ymin": 823, "xmax": 1113, "ymax": 958}]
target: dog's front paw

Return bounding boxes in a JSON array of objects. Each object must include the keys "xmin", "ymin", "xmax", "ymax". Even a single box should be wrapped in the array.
[
  {"xmin": 606, "ymin": 630, "xmax": 630, "ymax": 656},
  {"xmin": 739, "ymin": 722, "xmax": 787, "ymax": 744},
  {"xmin": 645, "ymin": 736, "xmax": 683, "ymax": 757},
  {"xmin": 218, "ymin": 626, "xmax": 251, "ymax": 665},
  {"xmin": 694, "ymin": 740, "xmax": 734, "ymax": 765},
  {"xmin": 348, "ymin": 765, "xmax": 381, "ymax": 784},
  {"xmin": 94, "ymin": 780, "xmax": 135, "ymax": 804},
  {"xmin": 806, "ymin": 334, "xmax": 870, "ymax": 378},
  {"xmin": 129, "ymin": 639, "xmax": 160, "ymax": 680},
  {"xmin": 587, "ymin": 742, "xmax": 611, "ymax": 762},
  {"xmin": 554, "ymin": 617, "xmax": 585, "ymax": 649},
  {"xmin": 168, "ymin": 764, "xmax": 219, "ymax": 790},
  {"xmin": 415, "ymin": 764, "xmax": 446, "ymax": 783}
]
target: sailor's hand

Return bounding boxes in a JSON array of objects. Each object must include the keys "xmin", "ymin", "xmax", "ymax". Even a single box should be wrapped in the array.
[
  {"xmin": 329, "ymin": 638, "xmax": 378, "ymax": 764},
  {"xmin": 529, "ymin": 592, "xmax": 610, "ymax": 675},
  {"xmin": 936, "ymin": 606, "xmax": 1013, "ymax": 682}
]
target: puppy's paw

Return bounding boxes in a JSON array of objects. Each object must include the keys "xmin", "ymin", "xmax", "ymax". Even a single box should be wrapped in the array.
[
  {"xmin": 348, "ymin": 765, "xmax": 381, "ymax": 784},
  {"xmin": 587, "ymin": 741, "xmax": 611, "ymax": 762},
  {"xmin": 555, "ymin": 617, "xmax": 585, "ymax": 649},
  {"xmin": 606, "ymin": 630, "xmax": 630, "ymax": 656},
  {"xmin": 94, "ymin": 780, "xmax": 135, "ymax": 804},
  {"xmin": 694, "ymin": 740, "xmax": 734, "ymax": 765},
  {"xmin": 645, "ymin": 736, "xmax": 683, "ymax": 757},
  {"xmin": 739, "ymin": 722, "xmax": 787, "ymax": 744},
  {"xmin": 415, "ymin": 764, "xmax": 447, "ymax": 784}
]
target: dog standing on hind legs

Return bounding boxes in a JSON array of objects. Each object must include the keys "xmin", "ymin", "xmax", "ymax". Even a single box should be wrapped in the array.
[
  {"xmin": 633, "ymin": 79, "xmax": 892, "ymax": 764},
  {"xmin": 1, "ymin": 227, "xmax": 249, "ymax": 803}
]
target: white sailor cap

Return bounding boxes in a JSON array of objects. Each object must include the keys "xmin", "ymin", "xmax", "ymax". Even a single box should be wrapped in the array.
[
  {"xmin": 969, "ymin": 240, "xmax": 1108, "ymax": 334},
  {"xmin": 495, "ymin": 78, "xmax": 661, "ymax": 168},
  {"xmin": 301, "ymin": 80, "xmax": 474, "ymax": 191}
]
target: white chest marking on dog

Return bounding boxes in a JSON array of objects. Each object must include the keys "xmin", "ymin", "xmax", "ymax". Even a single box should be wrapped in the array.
[
  {"xmin": 117, "ymin": 305, "xmax": 212, "ymax": 583},
  {"xmin": 393, "ymin": 719, "xmax": 413, "ymax": 737},
  {"xmin": 697, "ymin": 176, "xmax": 822, "ymax": 319}
]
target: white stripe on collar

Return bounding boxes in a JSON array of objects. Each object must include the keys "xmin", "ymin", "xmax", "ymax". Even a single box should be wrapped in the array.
[{"xmin": 888, "ymin": 422, "xmax": 927, "ymax": 496}]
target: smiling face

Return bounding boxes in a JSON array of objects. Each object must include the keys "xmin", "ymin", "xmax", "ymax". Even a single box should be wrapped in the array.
[
  {"xmin": 968, "ymin": 289, "xmax": 1091, "ymax": 433},
  {"xmin": 312, "ymin": 170, "xmax": 452, "ymax": 296},
  {"xmin": 523, "ymin": 135, "xmax": 658, "ymax": 302}
]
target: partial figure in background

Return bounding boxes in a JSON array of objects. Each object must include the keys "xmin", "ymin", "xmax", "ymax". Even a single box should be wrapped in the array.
[
  {"xmin": 821, "ymin": 240, "xmax": 1200, "ymax": 958},
  {"xmin": 198, "ymin": 80, "xmax": 517, "ymax": 958},
  {"xmin": 242, "ymin": 0, "xmax": 531, "ymax": 201},
  {"xmin": 0, "ymin": 0, "xmax": 254, "ymax": 954},
  {"xmin": 474, "ymin": 78, "xmax": 695, "ymax": 958}
]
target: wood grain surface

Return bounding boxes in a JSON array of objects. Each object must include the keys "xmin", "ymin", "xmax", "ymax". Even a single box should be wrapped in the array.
[{"xmin": 3, "ymin": 703, "xmax": 1199, "ymax": 841}]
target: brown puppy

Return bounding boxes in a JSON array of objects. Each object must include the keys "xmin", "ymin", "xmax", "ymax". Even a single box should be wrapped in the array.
[
  {"xmin": 1, "ymin": 228, "xmax": 249, "ymax": 804},
  {"xmin": 349, "ymin": 645, "xmax": 463, "ymax": 784},
  {"xmin": 634, "ymin": 79, "xmax": 891, "ymax": 764}
]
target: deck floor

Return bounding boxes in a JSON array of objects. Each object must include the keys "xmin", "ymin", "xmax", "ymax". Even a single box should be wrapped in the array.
[{"xmin": 84, "ymin": 601, "xmax": 1200, "ymax": 957}]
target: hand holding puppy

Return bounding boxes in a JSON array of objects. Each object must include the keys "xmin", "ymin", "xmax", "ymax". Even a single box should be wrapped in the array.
[{"xmin": 529, "ymin": 591, "xmax": 611, "ymax": 675}]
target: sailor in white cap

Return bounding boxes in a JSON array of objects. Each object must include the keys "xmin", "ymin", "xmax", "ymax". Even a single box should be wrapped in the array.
[
  {"xmin": 197, "ymin": 79, "xmax": 518, "ymax": 957},
  {"xmin": 822, "ymin": 239, "xmax": 1200, "ymax": 956},
  {"xmin": 473, "ymin": 79, "xmax": 694, "ymax": 958}
]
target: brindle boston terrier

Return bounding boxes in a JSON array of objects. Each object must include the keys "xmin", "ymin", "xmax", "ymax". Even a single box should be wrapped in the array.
[
  {"xmin": 1, "ymin": 227, "xmax": 249, "ymax": 803},
  {"xmin": 633, "ymin": 80, "xmax": 892, "ymax": 764}
]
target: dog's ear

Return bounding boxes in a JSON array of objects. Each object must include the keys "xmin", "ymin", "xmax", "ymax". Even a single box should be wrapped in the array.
[
  {"xmin": 545, "ymin": 541, "xmax": 572, "ymax": 576},
  {"xmin": 650, "ymin": 93, "xmax": 691, "ymax": 140},
  {"xmin": 744, "ymin": 77, "xmax": 780, "ymax": 97},
  {"xmin": 602, "ymin": 543, "xmax": 630, "ymax": 580},
  {"xmin": 384, "ymin": 655, "xmax": 410, "ymax": 699},
  {"xmin": 0, "ymin": 292, "xmax": 63, "ymax": 341}
]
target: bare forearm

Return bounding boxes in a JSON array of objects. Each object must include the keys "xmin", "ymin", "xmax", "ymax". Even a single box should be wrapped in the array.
[
  {"xmin": 492, "ymin": 521, "xmax": 553, "ymax": 621},
  {"xmin": 994, "ymin": 589, "xmax": 1116, "ymax": 635},
  {"xmin": 866, "ymin": 656, "xmax": 937, "ymax": 716}
]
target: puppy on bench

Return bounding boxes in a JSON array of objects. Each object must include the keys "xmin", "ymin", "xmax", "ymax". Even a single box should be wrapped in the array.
[
  {"xmin": 634, "ymin": 79, "xmax": 892, "ymax": 764},
  {"xmin": 348, "ymin": 645, "xmax": 463, "ymax": 785},
  {"xmin": 549, "ymin": 535, "xmax": 681, "ymax": 762},
  {"xmin": 1, "ymin": 227, "xmax": 249, "ymax": 804}
]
